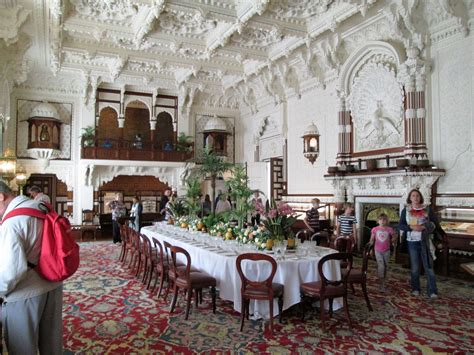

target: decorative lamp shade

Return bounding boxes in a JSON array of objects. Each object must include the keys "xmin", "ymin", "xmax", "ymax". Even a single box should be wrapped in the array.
[
  {"xmin": 302, "ymin": 122, "xmax": 320, "ymax": 165},
  {"xmin": 203, "ymin": 115, "xmax": 229, "ymax": 156},
  {"xmin": 15, "ymin": 165, "xmax": 27, "ymax": 187},
  {"xmin": 27, "ymin": 102, "xmax": 62, "ymax": 150},
  {"xmin": 0, "ymin": 148, "xmax": 17, "ymax": 184}
]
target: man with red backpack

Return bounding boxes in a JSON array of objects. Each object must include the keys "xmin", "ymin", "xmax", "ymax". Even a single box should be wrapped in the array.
[{"xmin": 0, "ymin": 181, "xmax": 63, "ymax": 354}]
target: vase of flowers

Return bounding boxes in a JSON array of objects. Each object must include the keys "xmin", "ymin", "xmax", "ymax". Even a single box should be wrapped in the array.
[{"xmin": 257, "ymin": 199, "xmax": 298, "ymax": 243}]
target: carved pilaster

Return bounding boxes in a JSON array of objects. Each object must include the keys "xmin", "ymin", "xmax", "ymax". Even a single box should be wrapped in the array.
[
  {"xmin": 398, "ymin": 47, "xmax": 430, "ymax": 159},
  {"xmin": 336, "ymin": 91, "xmax": 351, "ymax": 165}
]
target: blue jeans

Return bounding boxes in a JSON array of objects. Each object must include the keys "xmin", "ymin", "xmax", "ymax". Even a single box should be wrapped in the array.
[{"xmin": 407, "ymin": 241, "xmax": 438, "ymax": 295}]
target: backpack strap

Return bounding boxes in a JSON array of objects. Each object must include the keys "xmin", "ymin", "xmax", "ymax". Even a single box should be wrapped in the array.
[{"xmin": 2, "ymin": 207, "xmax": 46, "ymax": 224}]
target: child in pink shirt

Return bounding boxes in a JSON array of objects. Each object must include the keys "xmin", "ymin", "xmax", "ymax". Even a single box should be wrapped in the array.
[{"xmin": 370, "ymin": 213, "xmax": 397, "ymax": 292}]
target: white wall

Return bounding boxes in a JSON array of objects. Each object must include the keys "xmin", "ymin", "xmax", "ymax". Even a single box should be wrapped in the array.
[{"xmin": 430, "ymin": 32, "xmax": 474, "ymax": 194}]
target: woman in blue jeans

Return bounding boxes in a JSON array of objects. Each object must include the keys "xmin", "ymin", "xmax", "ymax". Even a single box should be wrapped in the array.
[{"xmin": 399, "ymin": 189, "xmax": 439, "ymax": 299}]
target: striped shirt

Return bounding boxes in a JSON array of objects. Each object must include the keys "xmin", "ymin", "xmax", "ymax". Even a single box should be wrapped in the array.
[
  {"xmin": 306, "ymin": 208, "xmax": 320, "ymax": 231},
  {"xmin": 338, "ymin": 214, "xmax": 357, "ymax": 236}
]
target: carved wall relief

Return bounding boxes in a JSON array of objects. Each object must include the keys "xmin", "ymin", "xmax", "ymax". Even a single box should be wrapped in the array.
[{"xmin": 349, "ymin": 56, "xmax": 404, "ymax": 152}]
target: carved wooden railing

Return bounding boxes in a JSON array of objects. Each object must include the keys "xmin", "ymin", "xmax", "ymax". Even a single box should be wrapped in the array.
[{"xmin": 81, "ymin": 138, "xmax": 194, "ymax": 162}]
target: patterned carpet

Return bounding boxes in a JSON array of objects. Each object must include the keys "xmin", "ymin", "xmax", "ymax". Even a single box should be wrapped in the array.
[{"xmin": 63, "ymin": 242, "xmax": 474, "ymax": 354}]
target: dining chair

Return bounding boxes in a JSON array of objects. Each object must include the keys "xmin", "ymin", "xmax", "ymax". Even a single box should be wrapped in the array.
[
  {"xmin": 162, "ymin": 241, "xmax": 197, "ymax": 301},
  {"xmin": 335, "ymin": 236, "xmax": 354, "ymax": 269},
  {"xmin": 300, "ymin": 252, "xmax": 353, "ymax": 331},
  {"xmin": 140, "ymin": 234, "xmax": 155, "ymax": 287},
  {"xmin": 169, "ymin": 245, "xmax": 217, "ymax": 320},
  {"xmin": 296, "ymin": 229, "xmax": 311, "ymax": 242},
  {"xmin": 118, "ymin": 223, "xmax": 129, "ymax": 262},
  {"xmin": 346, "ymin": 243, "xmax": 373, "ymax": 311},
  {"xmin": 236, "ymin": 253, "xmax": 284, "ymax": 334},
  {"xmin": 151, "ymin": 237, "xmax": 168, "ymax": 297}
]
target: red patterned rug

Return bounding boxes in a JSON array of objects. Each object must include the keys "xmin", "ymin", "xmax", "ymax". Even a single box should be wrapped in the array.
[{"xmin": 63, "ymin": 242, "xmax": 474, "ymax": 354}]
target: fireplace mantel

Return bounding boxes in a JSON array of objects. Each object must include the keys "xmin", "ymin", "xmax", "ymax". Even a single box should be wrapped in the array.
[{"xmin": 325, "ymin": 168, "xmax": 446, "ymax": 204}]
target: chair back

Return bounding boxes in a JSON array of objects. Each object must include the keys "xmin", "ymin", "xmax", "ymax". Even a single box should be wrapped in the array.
[
  {"xmin": 163, "ymin": 240, "xmax": 172, "ymax": 266},
  {"xmin": 335, "ymin": 236, "xmax": 354, "ymax": 253},
  {"xmin": 362, "ymin": 243, "xmax": 374, "ymax": 274},
  {"xmin": 169, "ymin": 245, "xmax": 192, "ymax": 280},
  {"xmin": 318, "ymin": 252, "xmax": 352, "ymax": 289},
  {"xmin": 151, "ymin": 237, "xmax": 165, "ymax": 263},
  {"xmin": 296, "ymin": 229, "xmax": 311, "ymax": 242},
  {"xmin": 236, "ymin": 253, "xmax": 277, "ymax": 295},
  {"xmin": 119, "ymin": 223, "xmax": 129, "ymax": 242},
  {"xmin": 140, "ymin": 234, "xmax": 152, "ymax": 258},
  {"xmin": 82, "ymin": 209, "xmax": 94, "ymax": 224}
]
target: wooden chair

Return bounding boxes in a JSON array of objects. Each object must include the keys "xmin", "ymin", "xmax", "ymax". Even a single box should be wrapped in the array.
[
  {"xmin": 128, "ymin": 229, "xmax": 141, "ymax": 273},
  {"xmin": 80, "ymin": 209, "xmax": 99, "ymax": 241},
  {"xmin": 162, "ymin": 241, "xmax": 198, "ymax": 301},
  {"xmin": 169, "ymin": 245, "xmax": 217, "ymax": 320},
  {"xmin": 118, "ymin": 223, "xmax": 129, "ymax": 262},
  {"xmin": 335, "ymin": 236, "xmax": 355, "ymax": 253},
  {"xmin": 236, "ymin": 253, "xmax": 284, "ymax": 334},
  {"xmin": 296, "ymin": 229, "xmax": 312, "ymax": 242},
  {"xmin": 300, "ymin": 252, "xmax": 353, "ymax": 331},
  {"xmin": 345, "ymin": 243, "xmax": 373, "ymax": 311},
  {"xmin": 139, "ymin": 234, "xmax": 156, "ymax": 287},
  {"xmin": 151, "ymin": 237, "xmax": 168, "ymax": 297}
]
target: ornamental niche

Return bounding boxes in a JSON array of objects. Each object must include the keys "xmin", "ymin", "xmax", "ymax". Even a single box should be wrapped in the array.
[{"xmin": 349, "ymin": 55, "xmax": 404, "ymax": 152}]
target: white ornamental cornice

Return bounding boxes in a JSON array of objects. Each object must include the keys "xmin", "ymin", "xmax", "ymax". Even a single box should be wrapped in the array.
[
  {"xmin": 436, "ymin": 196, "xmax": 474, "ymax": 208},
  {"xmin": 132, "ymin": 0, "xmax": 166, "ymax": 44},
  {"xmin": 158, "ymin": 7, "xmax": 217, "ymax": 36},
  {"xmin": 325, "ymin": 170, "xmax": 446, "ymax": 205},
  {"xmin": 0, "ymin": 4, "xmax": 31, "ymax": 45}
]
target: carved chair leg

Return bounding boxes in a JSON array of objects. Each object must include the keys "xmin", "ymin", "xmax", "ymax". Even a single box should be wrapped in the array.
[
  {"xmin": 320, "ymin": 297, "xmax": 326, "ymax": 332},
  {"xmin": 361, "ymin": 282, "xmax": 373, "ymax": 311},
  {"xmin": 278, "ymin": 295, "xmax": 283, "ymax": 323},
  {"xmin": 185, "ymin": 288, "xmax": 193, "ymax": 320},
  {"xmin": 211, "ymin": 286, "xmax": 216, "ymax": 313},
  {"xmin": 343, "ymin": 295, "xmax": 352, "ymax": 328},
  {"xmin": 170, "ymin": 284, "xmax": 179, "ymax": 314},
  {"xmin": 157, "ymin": 269, "xmax": 165, "ymax": 298},
  {"xmin": 240, "ymin": 296, "xmax": 246, "ymax": 331},
  {"xmin": 194, "ymin": 288, "xmax": 199, "ymax": 308},
  {"xmin": 268, "ymin": 296, "xmax": 274, "ymax": 335}
]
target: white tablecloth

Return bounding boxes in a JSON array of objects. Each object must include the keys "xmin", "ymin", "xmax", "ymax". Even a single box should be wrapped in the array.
[{"xmin": 142, "ymin": 224, "xmax": 342, "ymax": 319}]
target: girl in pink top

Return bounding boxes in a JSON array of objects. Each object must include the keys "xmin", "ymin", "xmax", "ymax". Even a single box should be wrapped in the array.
[{"xmin": 370, "ymin": 213, "xmax": 397, "ymax": 292}]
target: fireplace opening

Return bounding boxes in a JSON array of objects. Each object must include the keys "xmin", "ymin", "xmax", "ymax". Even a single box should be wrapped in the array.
[{"xmin": 360, "ymin": 203, "xmax": 400, "ymax": 247}]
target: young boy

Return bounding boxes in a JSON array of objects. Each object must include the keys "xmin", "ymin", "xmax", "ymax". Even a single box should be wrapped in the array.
[
  {"xmin": 336, "ymin": 203, "xmax": 357, "ymax": 242},
  {"xmin": 370, "ymin": 213, "xmax": 397, "ymax": 292},
  {"xmin": 304, "ymin": 198, "xmax": 321, "ymax": 244}
]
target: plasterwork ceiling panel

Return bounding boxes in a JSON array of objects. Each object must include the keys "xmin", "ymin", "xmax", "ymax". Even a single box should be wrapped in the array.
[
  {"xmin": 70, "ymin": 0, "xmax": 138, "ymax": 23},
  {"xmin": 16, "ymin": 100, "xmax": 72, "ymax": 160},
  {"xmin": 349, "ymin": 57, "xmax": 404, "ymax": 152},
  {"xmin": 266, "ymin": 0, "xmax": 334, "ymax": 21},
  {"xmin": 157, "ymin": 9, "xmax": 217, "ymax": 36}
]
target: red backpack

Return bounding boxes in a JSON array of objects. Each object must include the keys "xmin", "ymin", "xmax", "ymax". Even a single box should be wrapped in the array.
[{"xmin": 2, "ymin": 205, "xmax": 80, "ymax": 282}]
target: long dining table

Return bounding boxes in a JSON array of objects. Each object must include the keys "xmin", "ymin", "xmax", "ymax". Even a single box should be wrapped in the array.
[{"xmin": 141, "ymin": 223, "xmax": 342, "ymax": 319}]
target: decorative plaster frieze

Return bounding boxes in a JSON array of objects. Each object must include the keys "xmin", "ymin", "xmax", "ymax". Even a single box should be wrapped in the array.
[
  {"xmin": 325, "ymin": 170, "xmax": 446, "ymax": 205},
  {"xmin": 0, "ymin": 5, "xmax": 31, "ymax": 45},
  {"xmin": 158, "ymin": 8, "xmax": 216, "ymax": 35}
]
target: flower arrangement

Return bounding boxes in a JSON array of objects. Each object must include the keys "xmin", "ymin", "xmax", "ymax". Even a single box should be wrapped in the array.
[{"xmin": 257, "ymin": 199, "xmax": 298, "ymax": 242}]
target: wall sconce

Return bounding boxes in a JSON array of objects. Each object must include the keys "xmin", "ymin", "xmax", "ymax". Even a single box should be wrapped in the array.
[
  {"xmin": 15, "ymin": 165, "xmax": 27, "ymax": 194},
  {"xmin": 0, "ymin": 148, "xmax": 17, "ymax": 185},
  {"xmin": 302, "ymin": 122, "xmax": 320, "ymax": 165}
]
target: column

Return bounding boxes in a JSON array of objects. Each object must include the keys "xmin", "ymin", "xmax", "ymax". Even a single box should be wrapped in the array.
[
  {"xmin": 399, "ymin": 48, "xmax": 429, "ymax": 159},
  {"xmin": 336, "ymin": 92, "xmax": 351, "ymax": 165}
]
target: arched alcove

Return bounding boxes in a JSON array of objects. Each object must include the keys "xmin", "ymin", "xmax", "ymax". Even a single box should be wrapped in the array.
[
  {"xmin": 98, "ymin": 107, "xmax": 120, "ymax": 144},
  {"xmin": 155, "ymin": 111, "xmax": 174, "ymax": 149},
  {"xmin": 124, "ymin": 100, "xmax": 151, "ymax": 143}
]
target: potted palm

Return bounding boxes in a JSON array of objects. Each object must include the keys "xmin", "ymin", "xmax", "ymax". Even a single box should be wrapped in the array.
[
  {"xmin": 225, "ymin": 164, "xmax": 254, "ymax": 229},
  {"xmin": 81, "ymin": 126, "xmax": 96, "ymax": 147},
  {"xmin": 184, "ymin": 177, "xmax": 201, "ymax": 219},
  {"xmin": 176, "ymin": 132, "xmax": 194, "ymax": 152}
]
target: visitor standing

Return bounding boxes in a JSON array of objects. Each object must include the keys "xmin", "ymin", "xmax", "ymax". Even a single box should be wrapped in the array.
[
  {"xmin": 108, "ymin": 193, "xmax": 126, "ymax": 244},
  {"xmin": 160, "ymin": 189, "xmax": 171, "ymax": 215},
  {"xmin": 399, "ymin": 189, "xmax": 439, "ymax": 299},
  {"xmin": 130, "ymin": 195, "xmax": 143, "ymax": 231},
  {"xmin": 0, "ymin": 181, "xmax": 63, "ymax": 354},
  {"xmin": 215, "ymin": 194, "xmax": 231, "ymax": 214},
  {"xmin": 335, "ymin": 203, "xmax": 358, "ymax": 242},
  {"xmin": 28, "ymin": 185, "xmax": 51, "ymax": 205},
  {"xmin": 304, "ymin": 198, "xmax": 322, "ymax": 244},
  {"xmin": 202, "ymin": 194, "xmax": 212, "ymax": 217},
  {"xmin": 250, "ymin": 191, "xmax": 263, "ymax": 226}
]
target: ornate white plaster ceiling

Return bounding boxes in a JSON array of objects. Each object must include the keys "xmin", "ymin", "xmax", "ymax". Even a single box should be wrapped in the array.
[{"xmin": 35, "ymin": 0, "xmax": 371, "ymax": 91}]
